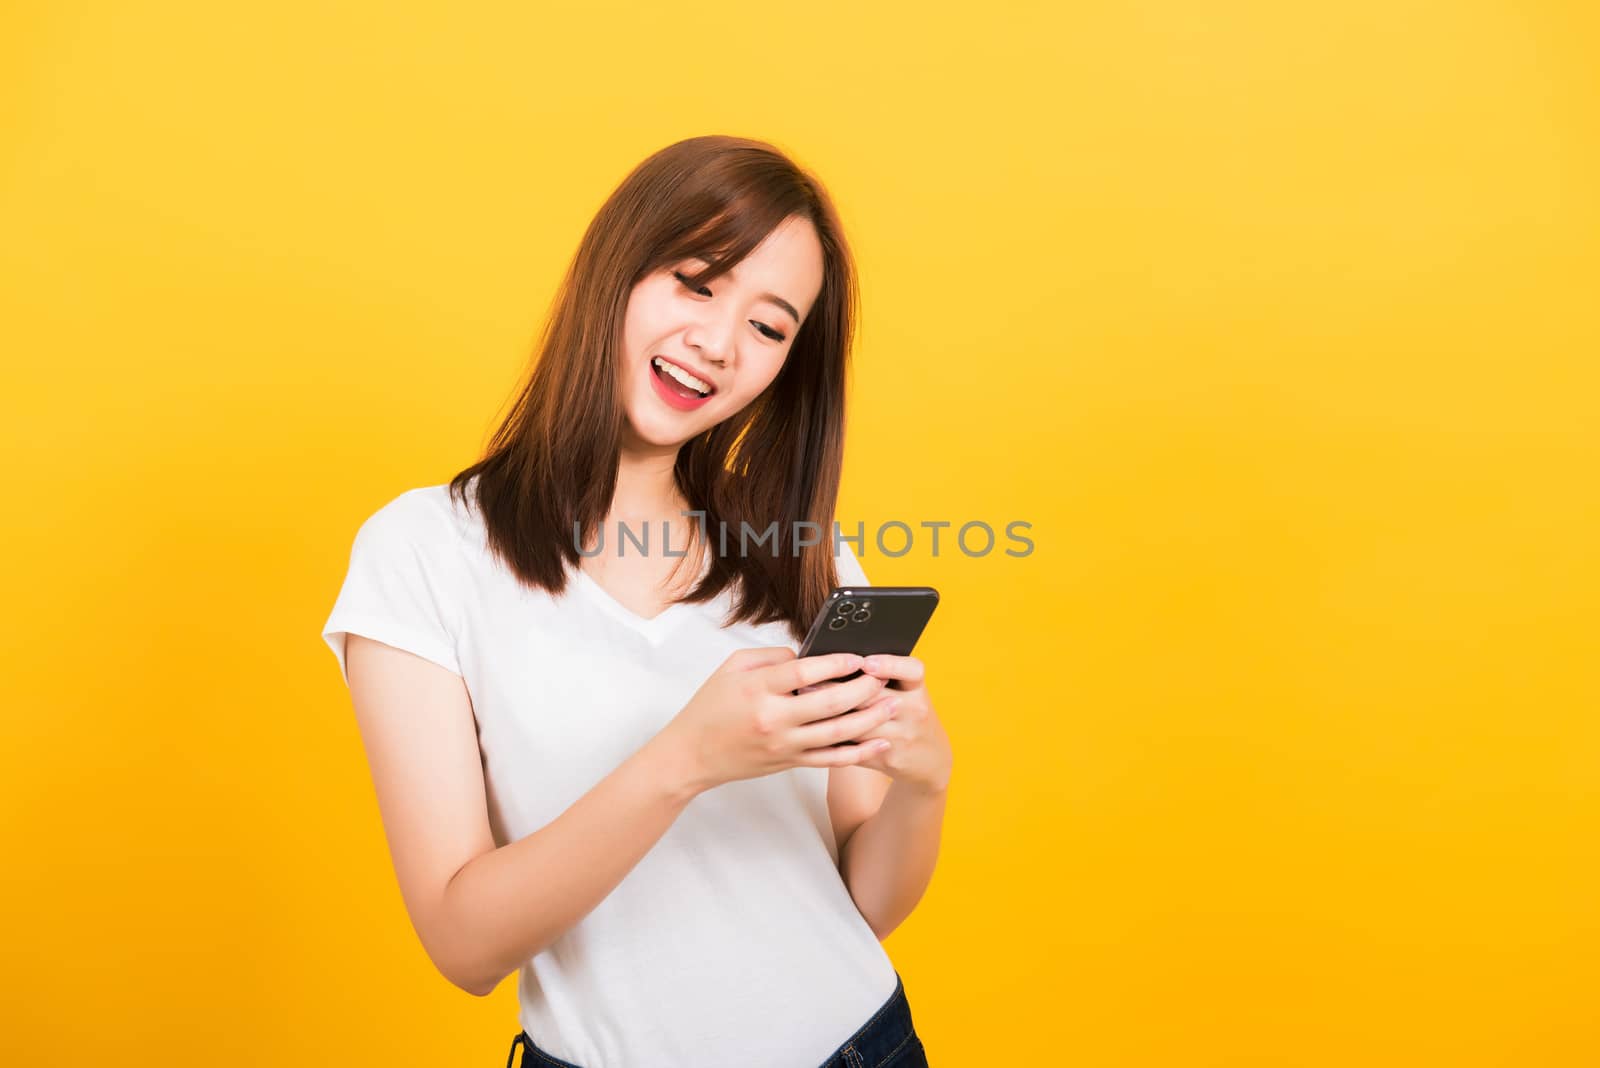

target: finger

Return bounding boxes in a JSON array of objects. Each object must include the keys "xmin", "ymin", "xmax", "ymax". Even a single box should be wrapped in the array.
[
  {"xmin": 764, "ymin": 652, "xmax": 864, "ymax": 694},
  {"xmin": 861, "ymin": 654, "xmax": 925, "ymax": 690},
  {"xmin": 727, "ymin": 645, "xmax": 798, "ymax": 672},
  {"xmin": 790, "ymin": 689, "xmax": 898, "ymax": 749},
  {"xmin": 792, "ymin": 736, "xmax": 892, "ymax": 768},
  {"xmin": 785, "ymin": 671, "xmax": 885, "ymax": 723}
]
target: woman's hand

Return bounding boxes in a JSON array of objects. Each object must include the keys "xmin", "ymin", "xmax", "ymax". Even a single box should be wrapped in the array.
[
  {"xmin": 661, "ymin": 647, "xmax": 902, "ymax": 793},
  {"xmin": 844, "ymin": 654, "xmax": 953, "ymax": 795}
]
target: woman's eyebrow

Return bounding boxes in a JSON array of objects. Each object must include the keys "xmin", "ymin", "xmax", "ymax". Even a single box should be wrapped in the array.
[
  {"xmin": 690, "ymin": 258, "xmax": 800, "ymax": 325},
  {"xmin": 762, "ymin": 292, "xmax": 801, "ymax": 326}
]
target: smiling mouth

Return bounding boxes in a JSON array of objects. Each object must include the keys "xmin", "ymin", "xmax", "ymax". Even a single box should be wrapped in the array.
[{"xmin": 651, "ymin": 356, "xmax": 715, "ymax": 399}]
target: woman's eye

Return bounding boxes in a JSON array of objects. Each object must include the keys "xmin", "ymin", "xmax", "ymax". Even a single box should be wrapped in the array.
[
  {"xmin": 672, "ymin": 270, "xmax": 711, "ymax": 297},
  {"xmin": 675, "ymin": 270, "xmax": 786, "ymax": 343}
]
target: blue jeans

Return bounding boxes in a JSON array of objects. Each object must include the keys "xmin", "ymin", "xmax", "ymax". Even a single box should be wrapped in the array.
[{"xmin": 504, "ymin": 970, "xmax": 930, "ymax": 1068}]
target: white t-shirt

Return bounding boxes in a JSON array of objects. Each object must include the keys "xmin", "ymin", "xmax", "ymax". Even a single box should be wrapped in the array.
[{"xmin": 321, "ymin": 480, "xmax": 899, "ymax": 1067}]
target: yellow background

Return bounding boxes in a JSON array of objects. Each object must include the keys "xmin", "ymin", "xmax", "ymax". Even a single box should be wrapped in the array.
[{"xmin": 3, "ymin": 1, "xmax": 1597, "ymax": 1064}]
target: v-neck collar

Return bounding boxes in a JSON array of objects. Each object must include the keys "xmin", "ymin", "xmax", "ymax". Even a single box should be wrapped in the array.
[{"xmin": 569, "ymin": 556, "xmax": 716, "ymax": 645}]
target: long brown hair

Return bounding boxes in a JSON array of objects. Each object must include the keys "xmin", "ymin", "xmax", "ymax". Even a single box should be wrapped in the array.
[{"xmin": 448, "ymin": 134, "xmax": 859, "ymax": 642}]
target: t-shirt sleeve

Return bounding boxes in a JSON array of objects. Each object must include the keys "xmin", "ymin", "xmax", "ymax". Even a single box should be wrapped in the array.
[
  {"xmin": 321, "ymin": 490, "xmax": 465, "ymax": 688},
  {"xmin": 834, "ymin": 533, "xmax": 871, "ymax": 588}
]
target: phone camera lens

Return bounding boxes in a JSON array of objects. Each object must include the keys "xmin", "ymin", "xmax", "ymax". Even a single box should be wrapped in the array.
[
  {"xmin": 836, "ymin": 600, "xmax": 855, "ymax": 615},
  {"xmin": 852, "ymin": 609, "xmax": 871, "ymax": 623},
  {"xmin": 827, "ymin": 615, "xmax": 849, "ymax": 631}
]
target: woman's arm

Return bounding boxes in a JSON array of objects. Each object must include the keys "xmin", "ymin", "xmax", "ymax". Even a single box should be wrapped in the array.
[
  {"xmin": 834, "ymin": 652, "xmax": 954, "ymax": 940},
  {"xmin": 444, "ymin": 733, "xmax": 700, "ymax": 994},
  {"xmin": 838, "ymin": 778, "xmax": 949, "ymax": 940},
  {"xmin": 345, "ymin": 635, "xmax": 703, "ymax": 997}
]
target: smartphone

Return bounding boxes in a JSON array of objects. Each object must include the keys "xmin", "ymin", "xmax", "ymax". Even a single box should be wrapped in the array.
[{"xmin": 797, "ymin": 585, "xmax": 940, "ymax": 683}]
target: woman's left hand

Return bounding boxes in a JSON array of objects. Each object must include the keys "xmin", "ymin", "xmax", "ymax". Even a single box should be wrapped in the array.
[{"xmin": 851, "ymin": 654, "xmax": 953, "ymax": 794}]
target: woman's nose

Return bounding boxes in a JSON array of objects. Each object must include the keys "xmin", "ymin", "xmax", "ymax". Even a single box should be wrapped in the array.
[{"xmin": 684, "ymin": 309, "xmax": 738, "ymax": 368}]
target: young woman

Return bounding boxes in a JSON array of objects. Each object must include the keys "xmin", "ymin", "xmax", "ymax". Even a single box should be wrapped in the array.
[{"xmin": 321, "ymin": 135, "xmax": 952, "ymax": 1068}]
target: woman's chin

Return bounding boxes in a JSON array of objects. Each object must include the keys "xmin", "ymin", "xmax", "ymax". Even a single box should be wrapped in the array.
[{"xmin": 621, "ymin": 411, "xmax": 701, "ymax": 452}]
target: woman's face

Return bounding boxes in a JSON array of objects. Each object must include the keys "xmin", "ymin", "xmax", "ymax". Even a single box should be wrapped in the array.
[{"xmin": 619, "ymin": 214, "xmax": 826, "ymax": 451}]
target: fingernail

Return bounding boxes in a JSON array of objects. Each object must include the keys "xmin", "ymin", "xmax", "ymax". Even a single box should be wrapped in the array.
[{"xmin": 862, "ymin": 656, "xmax": 881, "ymax": 672}]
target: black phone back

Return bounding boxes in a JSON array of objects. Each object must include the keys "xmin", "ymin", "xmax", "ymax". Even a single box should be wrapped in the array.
[{"xmin": 798, "ymin": 585, "xmax": 940, "ymax": 665}]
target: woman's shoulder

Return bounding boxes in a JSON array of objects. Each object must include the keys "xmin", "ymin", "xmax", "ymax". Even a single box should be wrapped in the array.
[
  {"xmin": 354, "ymin": 483, "xmax": 479, "ymax": 564},
  {"xmin": 831, "ymin": 527, "xmax": 870, "ymax": 587}
]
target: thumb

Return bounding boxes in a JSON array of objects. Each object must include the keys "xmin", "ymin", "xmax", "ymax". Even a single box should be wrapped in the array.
[{"xmin": 725, "ymin": 645, "xmax": 799, "ymax": 672}]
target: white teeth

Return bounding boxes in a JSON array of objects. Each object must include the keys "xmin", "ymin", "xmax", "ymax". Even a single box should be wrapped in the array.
[{"xmin": 652, "ymin": 356, "xmax": 712, "ymax": 395}]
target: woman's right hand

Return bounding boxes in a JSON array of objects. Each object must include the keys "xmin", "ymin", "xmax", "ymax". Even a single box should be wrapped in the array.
[{"xmin": 661, "ymin": 646, "xmax": 898, "ymax": 793}]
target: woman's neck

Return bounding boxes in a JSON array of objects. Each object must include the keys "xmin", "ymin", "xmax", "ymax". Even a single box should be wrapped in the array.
[
  {"xmin": 611, "ymin": 440, "xmax": 689, "ymax": 523},
  {"xmin": 596, "ymin": 440, "xmax": 706, "ymax": 581}
]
